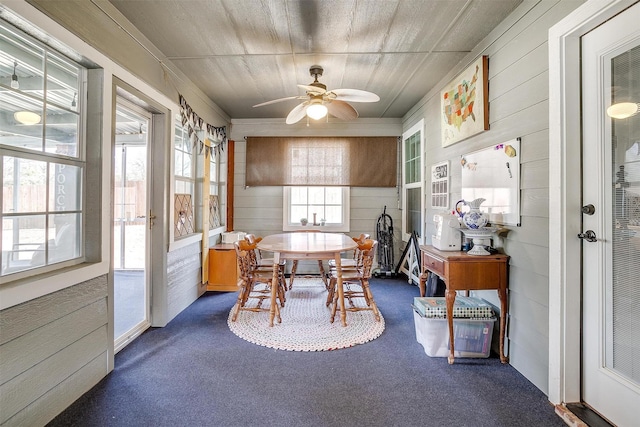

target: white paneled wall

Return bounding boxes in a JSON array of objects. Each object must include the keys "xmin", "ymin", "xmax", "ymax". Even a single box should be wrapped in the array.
[{"xmin": 402, "ymin": 0, "xmax": 584, "ymax": 394}]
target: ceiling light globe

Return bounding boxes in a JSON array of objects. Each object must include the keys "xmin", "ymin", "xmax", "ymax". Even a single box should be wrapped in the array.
[
  {"xmin": 306, "ymin": 103, "xmax": 328, "ymax": 120},
  {"xmin": 606, "ymin": 102, "xmax": 639, "ymax": 119},
  {"xmin": 14, "ymin": 111, "xmax": 42, "ymax": 125}
]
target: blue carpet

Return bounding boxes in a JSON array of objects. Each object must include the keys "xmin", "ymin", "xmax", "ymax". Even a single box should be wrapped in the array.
[{"xmin": 48, "ymin": 277, "xmax": 564, "ymax": 427}]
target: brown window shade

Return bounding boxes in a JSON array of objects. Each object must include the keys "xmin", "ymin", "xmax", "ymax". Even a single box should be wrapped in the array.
[{"xmin": 246, "ymin": 136, "xmax": 398, "ymax": 187}]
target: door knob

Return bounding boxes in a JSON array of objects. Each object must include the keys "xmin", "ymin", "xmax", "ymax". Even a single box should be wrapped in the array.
[
  {"xmin": 577, "ymin": 230, "xmax": 597, "ymax": 242},
  {"xmin": 581, "ymin": 204, "xmax": 595, "ymax": 215}
]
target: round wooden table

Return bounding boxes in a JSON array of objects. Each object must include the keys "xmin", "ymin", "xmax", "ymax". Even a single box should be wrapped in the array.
[{"xmin": 257, "ymin": 232, "xmax": 358, "ymax": 327}]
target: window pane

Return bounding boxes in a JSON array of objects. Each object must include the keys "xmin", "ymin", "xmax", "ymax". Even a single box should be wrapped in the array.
[
  {"xmin": 0, "ymin": 25, "xmax": 45, "ymax": 94},
  {"xmin": 309, "ymin": 205, "xmax": 325, "ymax": 221},
  {"xmin": 48, "ymin": 212, "xmax": 81, "ymax": 263},
  {"xmin": 405, "ymin": 131, "xmax": 421, "ymax": 184},
  {"xmin": 44, "ymin": 103, "xmax": 79, "ymax": 156},
  {"xmin": 175, "ymin": 151, "xmax": 183, "ymax": 177},
  {"xmin": 406, "ymin": 187, "xmax": 422, "ymax": 238},
  {"xmin": 325, "ymin": 206, "xmax": 342, "ymax": 223},
  {"xmin": 325, "ymin": 187, "xmax": 341, "ymax": 204},
  {"xmin": 49, "ymin": 163, "xmax": 82, "ymax": 211},
  {"xmin": 182, "ymin": 152, "xmax": 192, "ymax": 178},
  {"xmin": 291, "ymin": 206, "xmax": 307, "ymax": 222},
  {"xmin": 291, "ymin": 187, "xmax": 307, "ymax": 204},
  {"xmin": 1, "ymin": 91, "xmax": 44, "ymax": 150},
  {"xmin": 308, "ymin": 187, "xmax": 324, "ymax": 204},
  {"xmin": 2, "ymin": 215, "xmax": 46, "ymax": 273},
  {"xmin": 209, "ymin": 157, "xmax": 217, "ymax": 182},
  {"xmin": 46, "ymin": 52, "xmax": 80, "ymax": 112},
  {"xmin": 2, "ymin": 156, "xmax": 47, "ymax": 213},
  {"xmin": 175, "ymin": 180, "xmax": 185, "ymax": 194}
]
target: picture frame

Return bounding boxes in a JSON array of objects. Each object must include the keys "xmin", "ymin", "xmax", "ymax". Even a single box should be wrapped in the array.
[
  {"xmin": 430, "ymin": 160, "xmax": 449, "ymax": 209},
  {"xmin": 441, "ymin": 55, "xmax": 489, "ymax": 147}
]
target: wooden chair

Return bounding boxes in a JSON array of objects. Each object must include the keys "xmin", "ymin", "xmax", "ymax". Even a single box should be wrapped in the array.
[
  {"xmin": 288, "ymin": 230, "xmax": 327, "ymax": 290},
  {"xmin": 328, "ymin": 239, "xmax": 381, "ymax": 324},
  {"xmin": 230, "ymin": 240, "xmax": 285, "ymax": 322},
  {"xmin": 245, "ymin": 234, "xmax": 287, "ymax": 280},
  {"xmin": 327, "ymin": 233, "xmax": 370, "ymax": 270},
  {"xmin": 325, "ymin": 237, "xmax": 374, "ymax": 306}
]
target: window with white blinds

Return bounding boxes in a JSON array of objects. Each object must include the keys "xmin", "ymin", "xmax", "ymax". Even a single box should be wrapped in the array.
[{"xmin": 609, "ymin": 45, "xmax": 640, "ymax": 382}]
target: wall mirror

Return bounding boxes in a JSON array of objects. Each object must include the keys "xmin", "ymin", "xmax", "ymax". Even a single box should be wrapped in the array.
[{"xmin": 460, "ymin": 138, "xmax": 520, "ymax": 226}]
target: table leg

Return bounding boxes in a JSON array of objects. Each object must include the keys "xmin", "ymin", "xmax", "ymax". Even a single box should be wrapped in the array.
[
  {"xmin": 335, "ymin": 253, "xmax": 347, "ymax": 327},
  {"xmin": 268, "ymin": 253, "xmax": 282, "ymax": 327},
  {"xmin": 419, "ymin": 271, "xmax": 427, "ymax": 297},
  {"xmin": 497, "ymin": 287, "xmax": 509, "ymax": 363},
  {"xmin": 445, "ymin": 288, "xmax": 457, "ymax": 364}
]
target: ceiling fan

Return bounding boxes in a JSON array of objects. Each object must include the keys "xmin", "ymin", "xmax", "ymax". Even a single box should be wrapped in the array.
[{"xmin": 253, "ymin": 65, "xmax": 380, "ymax": 124}]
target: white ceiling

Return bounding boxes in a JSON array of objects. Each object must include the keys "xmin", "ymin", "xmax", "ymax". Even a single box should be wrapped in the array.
[{"xmin": 111, "ymin": 0, "xmax": 523, "ymax": 121}]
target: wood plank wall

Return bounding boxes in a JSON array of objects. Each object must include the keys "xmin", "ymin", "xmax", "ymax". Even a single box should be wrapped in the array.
[
  {"xmin": 403, "ymin": 0, "xmax": 584, "ymax": 394},
  {"xmin": 0, "ymin": 276, "xmax": 108, "ymax": 426},
  {"xmin": 167, "ymin": 241, "xmax": 204, "ymax": 319}
]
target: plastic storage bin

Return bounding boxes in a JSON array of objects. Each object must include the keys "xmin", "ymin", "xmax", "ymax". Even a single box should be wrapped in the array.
[
  {"xmin": 413, "ymin": 296, "xmax": 494, "ymax": 318},
  {"xmin": 413, "ymin": 309, "xmax": 495, "ymax": 358}
]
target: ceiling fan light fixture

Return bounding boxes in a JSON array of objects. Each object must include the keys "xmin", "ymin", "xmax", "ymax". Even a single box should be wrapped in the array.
[
  {"xmin": 306, "ymin": 102, "xmax": 328, "ymax": 120},
  {"xmin": 606, "ymin": 102, "xmax": 640, "ymax": 119},
  {"xmin": 14, "ymin": 111, "xmax": 41, "ymax": 125}
]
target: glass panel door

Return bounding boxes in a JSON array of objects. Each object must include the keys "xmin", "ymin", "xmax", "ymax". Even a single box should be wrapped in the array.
[
  {"xmin": 581, "ymin": 4, "xmax": 640, "ymax": 425},
  {"xmin": 113, "ymin": 101, "xmax": 151, "ymax": 351}
]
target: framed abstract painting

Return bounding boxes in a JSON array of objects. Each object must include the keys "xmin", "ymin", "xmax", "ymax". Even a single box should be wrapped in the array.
[{"xmin": 441, "ymin": 55, "xmax": 489, "ymax": 147}]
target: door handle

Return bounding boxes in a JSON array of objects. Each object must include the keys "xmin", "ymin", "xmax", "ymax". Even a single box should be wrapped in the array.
[
  {"xmin": 581, "ymin": 204, "xmax": 595, "ymax": 215},
  {"xmin": 577, "ymin": 230, "xmax": 597, "ymax": 242}
]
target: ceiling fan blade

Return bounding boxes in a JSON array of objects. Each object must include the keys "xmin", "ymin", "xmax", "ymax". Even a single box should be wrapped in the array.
[
  {"xmin": 253, "ymin": 96, "xmax": 300, "ymax": 107},
  {"xmin": 297, "ymin": 84, "xmax": 326, "ymax": 95},
  {"xmin": 330, "ymin": 88, "xmax": 380, "ymax": 103},
  {"xmin": 327, "ymin": 100, "xmax": 358, "ymax": 121},
  {"xmin": 285, "ymin": 102, "xmax": 308, "ymax": 124}
]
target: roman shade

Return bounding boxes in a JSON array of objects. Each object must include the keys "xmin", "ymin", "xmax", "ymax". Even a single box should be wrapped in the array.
[{"xmin": 245, "ymin": 136, "xmax": 397, "ymax": 187}]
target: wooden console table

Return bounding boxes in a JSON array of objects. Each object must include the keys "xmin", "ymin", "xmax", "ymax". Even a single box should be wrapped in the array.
[{"xmin": 419, "ymin": 245, "xmax": 510, "ymax": 364}]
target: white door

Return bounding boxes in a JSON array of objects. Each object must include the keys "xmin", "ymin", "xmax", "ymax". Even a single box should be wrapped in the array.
[
  {"xmin": 581, "ymin": 3, "xmax": 640, "ymax": 425},
  {"xmin": 113, "ymin": 99, "xmax": 152, "ymax": 352}
]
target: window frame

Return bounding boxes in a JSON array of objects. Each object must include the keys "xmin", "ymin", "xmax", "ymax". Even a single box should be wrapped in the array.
[
  {"xmin": 401, "ymin": 120, "xmax": 424, "ymax": 242},
  {"xmin": 283, "ymin": 186, "xmax": 350, "ymax": 232},
  {"xmin": 208, "ymin": 142, "xmax": 226, "ymax": 236},
  {"xmin": 0, "ymin": 21, "xmax": 87, "ymax": 281},
  {"xmin": 172, "ymin": 118, "xmax": 198, "ymax": 240}
]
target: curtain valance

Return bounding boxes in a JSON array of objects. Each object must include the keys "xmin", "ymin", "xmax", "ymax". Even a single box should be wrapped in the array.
[{"xmin": 245, "ymin": 136, "xmax": 397, "ymax": 187}]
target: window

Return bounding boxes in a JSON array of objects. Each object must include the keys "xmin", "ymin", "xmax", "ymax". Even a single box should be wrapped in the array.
[
  {"xmin": 208, "ymin": 145, "xmax": 225, "ymax": 231},
  {"xmin": 173, "ymin": 120, "xmax": 196, "ymax": 237},
  {"xmin": 1, "ymin": 21, "xmax": 85, "ymax": 278},
  {"xmin": 283, "ymin": 186, "xmax": 350, "ymax": 232},
  {"xmin": 402, "ymin": 120, "xmax": 424, "ymax": 242}
]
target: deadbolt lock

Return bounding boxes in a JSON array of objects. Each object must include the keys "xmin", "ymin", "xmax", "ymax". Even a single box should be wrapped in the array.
[{"xmin": 581, "ymin": 204, "xmax": 595, "ymax": 215}]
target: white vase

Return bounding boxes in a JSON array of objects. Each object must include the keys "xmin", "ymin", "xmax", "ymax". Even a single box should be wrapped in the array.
[{"xmin": 461, "ymin": 198, "xmax": 488, "ymax": 229}]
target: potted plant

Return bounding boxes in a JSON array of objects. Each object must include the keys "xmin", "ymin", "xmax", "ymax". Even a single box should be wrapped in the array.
[
  {"xmin": 320, "ymin": 218, "xmax": 326, "ymax": 226},
  {"xmin": 300, "ymin": 218, "xmax": 308, "ymax": 226}
]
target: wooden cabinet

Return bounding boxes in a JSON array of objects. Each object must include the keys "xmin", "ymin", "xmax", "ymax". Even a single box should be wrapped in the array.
[
  {"xmin": 419, "ymin": 245, "xmax": 510, "ymax": 364},
  {"xmin": 207, "ymin": 244, "xmax": 240, "ymax": 292}
]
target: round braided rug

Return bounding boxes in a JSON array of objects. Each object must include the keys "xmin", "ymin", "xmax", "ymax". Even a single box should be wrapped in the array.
[{"xmin": 227, "ymin": 278, "xmax": 385, "ymax": 351}]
